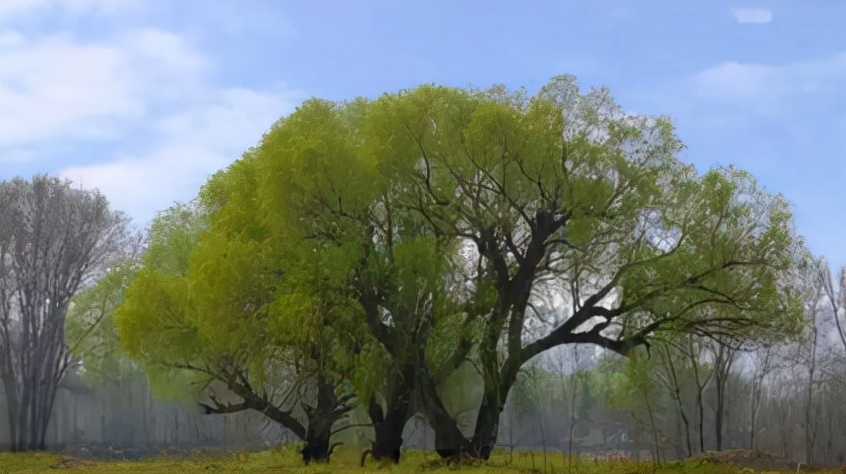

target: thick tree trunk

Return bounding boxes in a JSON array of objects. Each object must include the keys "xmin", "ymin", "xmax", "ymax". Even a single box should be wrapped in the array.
[
  {"xmin": 366, "ymin": 397, "xmax": 409, "ymax": 463},
  {"xmin": 2, "ymin": 369, "xmax": 58, "ymax": 451},
  {"xmin": 424, "ymin": 370, "xmax": 510, "ymax": 460},
  {"xmin": 468, "ymin": 394, "xmax": 500, "ymax": 459},
  {"xmin": 419, "ymin": 368, "xmax": 474, "ymax": 459},
  {"xmin": 300, "ymin": 375, "xmax": 351, "ymax": 464}
]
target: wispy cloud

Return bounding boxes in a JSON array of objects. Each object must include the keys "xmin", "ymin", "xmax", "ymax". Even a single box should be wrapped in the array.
[
  {"xmin": 646, "ymin": 52, "xmax": 846, "ymax": 271},
  {"xmin": 730, "ymin": 8, "xmax": 773, "ymax": 24},
  {"xmin": 0, "ymin": 29, "xmax": 208, "ymax": 148},
  {"xmin": 0, "ymin": 3, "xmax": 301, "ymax": 226},
  {"xmin": 0, "ymin": 0, "xmax": 147, "ymax": 21},
  {"xmin": 59, "ymin": 85, "xmax": 300, "ymax": 224},
  {"xmin": 691, "ymin": 52, "xmax": 846, "ymax": 112}
]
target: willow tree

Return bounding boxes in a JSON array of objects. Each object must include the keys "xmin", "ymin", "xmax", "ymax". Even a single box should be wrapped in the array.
[
  {"xmin": 362, "ymin": 76, "xmax": 807, "ymax": 458},
  {"xmin": 197, "ymin": 152, "xmax": 360, "ymax": 463},
  {"xmin": 115, "ymin": 194, "xmax": 355, "ymax": 463},
  {"xmin": 245, "ymin": 99, "xmax": 462, "ymax": 462},
  {"xmin": 0, "ymin": 175, "xmax": 129, "ymax": 451}
]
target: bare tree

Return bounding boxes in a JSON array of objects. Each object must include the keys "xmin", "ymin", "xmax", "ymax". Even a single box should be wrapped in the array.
[
  {"xmin": 804, "ymin": 281, "xmax": 823, "ymax": 465},
  {"xmin": 654, "ymin": 340, "xmax": 693, "ymax": 457},
  {"xmin": 747, "ymin": 343, "xmax": 776, "ymax": 451},
  {"xmin": 687, "ymin": 335, "xmax": 713, "ymax": 453},
  {"xmin": 710, "ymin": 336, "xmax": 739, "ymax": 452},
  {"xmin": 819, "ymin": 262, "xmax": 846, "ymax": 357},
  {"xmin": 0, "ymin": 175, "xmax": 129, "ymax": 451}
]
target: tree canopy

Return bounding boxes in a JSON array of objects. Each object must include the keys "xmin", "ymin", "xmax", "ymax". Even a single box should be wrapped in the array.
[{"xmin": 114, "ymin": 76, "xmax": 809, "ymax": 461}]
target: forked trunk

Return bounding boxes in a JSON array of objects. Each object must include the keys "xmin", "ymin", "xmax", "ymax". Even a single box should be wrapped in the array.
[
  {"xmin": 422, "ymin": 368, "xmax": 504, "ymax": 461},
  {"xmin": 419, "ymin": 369, "xmax": 475, "ymax": 459},
  {"xmin": 300, "ymin": 375, "xmax": 351, "ymax": 464}
]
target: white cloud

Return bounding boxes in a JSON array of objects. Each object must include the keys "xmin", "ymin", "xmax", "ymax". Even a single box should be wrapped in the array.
[
  {"xmin": 151, "ymin": 87, "xmax": 296, "ymax": 150},
  {"xmin": 0, "ymin": 5, "xmax": 302, "ymax": 226},
  {"xmin": 0, "ymin": 27, "xmax": 218, "ymax": 148},
  {"xmin": 0, "ymin": 34, "xmax": 144, "ymax": 147},
  {"xmin": 0, "ymin": 0, "xmax": 146, "ymax": 18},
  {"xmin": 0, "ymin": 0, "xmax": 48, "ymax": 15},
  {"xmin": 691, "ymin": 52, "xmax": 846, "ymax": 111},
  {"xmin": 730, "ymin": 8, "xmax": 773, "ymax": 24},
  {"xmin": 60, "ymin": 148, "xmax": 223, "ymax": 222},
  {"xmin": 59, "ymin": 85, "xmax": 300, "ymax": 225}
]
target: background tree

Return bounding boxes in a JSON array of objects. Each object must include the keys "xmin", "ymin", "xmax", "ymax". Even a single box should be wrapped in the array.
[
  {"xmin": 592, "ymin": 353, "xmax": 657, "ymax": 460},
  {"xmin": 819, "ymin": 261, "xmax": 846, "ymax": 356},
  {"xmin": 653, "ymin": 339, "xmax": 694, "ymax": 457},
  {"xmin": 0, "ymin": 175, "xmax": 129, "ymax": 451},
  {"xmin": 65, "ymin": 235, "xmax": 144, "ymax": 381},
  {"xmin": 745, "ymin": 341, "xmax": 778, "ymax": 451},
  {"xmin": 708, "ymin": 336, "xmax": 738, "ymax": 452}
]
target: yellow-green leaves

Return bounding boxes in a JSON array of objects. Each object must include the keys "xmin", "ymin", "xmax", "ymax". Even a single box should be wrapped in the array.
[
  {"xmin": 116, "ymin": 267, "xmax": 201, "ymax": 363},
  {"xmin": 351, "ymin": 342, "xmax": 392, "ymax": 405},
  {"xmin": 187, "ymin": 231, "xmax": 276, "ymax": 353},
  {"xmin": 114, "ymin": 76, "xmax": 810, "ymax": 419},
  {"xmin": 259, "ymin": 99, "xmax": 381, "ymax": 224},
  {"xmin": 66, "ymin": 259, "xmax": 140, "ymax": 381}
]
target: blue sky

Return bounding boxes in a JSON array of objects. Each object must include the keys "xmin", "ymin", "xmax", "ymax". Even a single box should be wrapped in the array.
[{"xmin": 1, "ymin": 0, "xmax": 844, "ymax": 270}]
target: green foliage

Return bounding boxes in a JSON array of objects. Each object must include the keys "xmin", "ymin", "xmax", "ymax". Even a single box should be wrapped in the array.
[
  {"xmin": 65, "ymin": 258, "xmax": 141, "ymax": 381},
  {"xmin": 112, "ymin": 76, "xmax": 810, "ymax": 449},
  {"xmin": 351, "ymin": 342, "xmax": 393, "ymax": 405},
  {"xmin": 114, "ymin": 202, "xmax": 215, "ymax": 400},
  {"xmin": 591, "ymin": 351, "xmax": 653, "ymax": 415}
]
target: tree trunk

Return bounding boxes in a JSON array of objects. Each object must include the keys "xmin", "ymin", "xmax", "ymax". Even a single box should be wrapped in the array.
[
  {"xmin": 644, "ymin": 392, "xmax": 661, "ymax": 462},
  {"xmin": 715, "ymin": 363, "xmax": 724, "ymax": 451},
  {"xmin": 469, "ymin": 390, "xmax": 500, "ymax": 459},
  {"xmin": 805, "ymin": 305, "xmax": 819, "ymax": 465},
  {"xmin": 660, "ymin": 343, "xmax": 692, "ymax": 457},
  {"xmin": 688, "ymin": 336, "xmax": 712, "ymax": 453},
  {"xmin": 366, "ymin": 397, "xmax": 409, "ymax": 463},
  {"xmin": 748, "ymin": 346, "xmax": 772, "ymax": 452},
  {"xmin": 300, "ymin": 375, "xmax": 351, "ymax": 464},
  {"xmin": 712, "ymin": 338, "xmax": 737, "ymax": 453},
  {"xmin": 3, "ymin": 368, "xmax": 60, "ymax": 451},
  {"xmin": 2, "ymin": 377, "xmax": 19, "ymax": 451},
  {"xmin": 420, "ymin": 368, "xmax": 474, "ymax": 459}
]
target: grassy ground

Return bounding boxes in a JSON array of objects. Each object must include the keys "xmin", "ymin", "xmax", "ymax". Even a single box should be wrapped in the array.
[{"xmin": 0, "ymin": 446, "xmax": 841, "ymax": 473}]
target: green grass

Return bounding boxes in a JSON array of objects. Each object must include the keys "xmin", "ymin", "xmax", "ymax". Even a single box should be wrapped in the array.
[{"xmin": 0, "ymin": 447, "xmax": 839, "ymax": 473}]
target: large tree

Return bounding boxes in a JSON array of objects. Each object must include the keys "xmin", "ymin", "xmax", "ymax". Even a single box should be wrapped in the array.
[
  {"xmin": 0, "ymin": 175, "xmax": 129, "ymax": 451},
  {"xmin": 115, "ymin": 75, "xmax": 807, "ymax": 462},
  {"xmin": 236, "ymin": 99, "xmax": 462, "ymax": 462},
  {"xmin": 361, "ymin": 76, "xmax": 807, "ymax": 457},
  {"xmin": 114, "ymin": 199, "xmax": 341, "ymax": 462}
]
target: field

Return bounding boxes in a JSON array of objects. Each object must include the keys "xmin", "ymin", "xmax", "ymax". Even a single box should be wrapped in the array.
[{"xmin": 0, "ymin": 447, "xmax": 842, "ymax": 474}]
